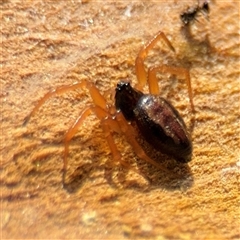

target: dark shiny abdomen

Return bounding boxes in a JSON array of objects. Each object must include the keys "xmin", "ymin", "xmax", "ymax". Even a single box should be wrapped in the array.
[{"xmin": 133, "ymin": 95, "xmax": 192, "ymax": 163}]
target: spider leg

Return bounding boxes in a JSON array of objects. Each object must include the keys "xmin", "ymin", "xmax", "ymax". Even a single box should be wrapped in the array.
[
  {"xmin": 63, "ymin": 106, "xmax": 136, "ymax": 183},
  {"xmin": 23, "ymin": 80, "xmax": 108, "ymax": 125},
  {"xmin": 101, "ymin": 117, "xmax": 154, "ymax": 183},
  {"xmin": 148, "ymin": 65, "xmax": 195, "ymax": 112},
  {"xmin": 63, "ymin": 106, "xmax": 108, "ymax": 173},
  {"xmin": 63, "ymin": 107, "xmax": 125, "ymax": 168},
  {"xmin": 135, "ymin": 31, "xmax": 175, "ymax": 90},
  {"xmin": 101, "ymin": 117, "xmax": 141, "ymax": 170}
]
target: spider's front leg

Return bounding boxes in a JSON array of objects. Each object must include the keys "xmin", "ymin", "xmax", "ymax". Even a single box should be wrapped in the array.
[
  {"xmin": 23, "ymin": 80, "xmax": 108, "ymax": 125},
  {"xmin": 135, "ymin": 31, "xmax": 175, "ymax": 90},
  {"xmin": 22, "ymin": 79, "xmax": 123, "ymax": 183}
]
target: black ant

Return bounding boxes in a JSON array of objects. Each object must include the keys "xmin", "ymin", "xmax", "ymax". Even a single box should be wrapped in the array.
[{"xmin": 181, "ymin": 1, "xmax": 209, "ymax": 25}]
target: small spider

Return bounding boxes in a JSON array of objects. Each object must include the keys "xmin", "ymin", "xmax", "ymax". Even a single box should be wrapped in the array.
[{"xmin": 24, "ymin": 31, "xmax": 194, "ymax": 182}]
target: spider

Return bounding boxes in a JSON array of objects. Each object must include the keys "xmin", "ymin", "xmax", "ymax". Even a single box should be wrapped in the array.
[{"xmin": 23, "ymin": 31, "xmax": 194, "ymax": 183}]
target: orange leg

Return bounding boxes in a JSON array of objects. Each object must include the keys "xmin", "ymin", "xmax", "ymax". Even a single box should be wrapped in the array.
[
  {"xmin": 135, "ymin": 31, "xmax": 175, "ymax": 90},
  {"xmin": 63, "ymin": 106, "xmax": 109, "ymax": 173},
  {"xmin": 101, "ymin": 116, "xmax": 156, "ymax": 177},
  {"xmin": 63, "ymin": 105, "xmax": 127, "ymax": 172},
  {"xmin": 101, "ymin": 118, "xmax": 137, "ymax": 170},
  {"xmin": 64, "ymin": 107, "xmax": 182, "ymax": 183},
  {"xmin": 148, "ymin": 65, "xmax": 195, "ymax": 112},
  {"xmin": 63, "ymin": 107, "xmax": 125, "ymax": 169},
  {"xmin": 63, "ymin": 106, "xmax": 137, "ymax": 182},
  {"xmin": 23, "ymin": 80, "xmax": 108, "ymax": 125}
]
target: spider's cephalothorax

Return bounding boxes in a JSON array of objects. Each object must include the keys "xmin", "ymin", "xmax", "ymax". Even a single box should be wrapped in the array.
[
  {"xmin": 115, "ymin": 81, "xmax": 143, "ymax": 121},
  {"xmin": 115, "ymin": 82, "xmax": 192, "ymax": 163}
]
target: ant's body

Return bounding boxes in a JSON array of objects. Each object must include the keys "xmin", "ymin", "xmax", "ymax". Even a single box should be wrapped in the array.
[{"xmin": 181, "ymin": 1, "xmax": 209, "ymax": 25}]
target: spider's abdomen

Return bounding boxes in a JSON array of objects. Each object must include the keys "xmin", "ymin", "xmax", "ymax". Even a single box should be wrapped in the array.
[{"xmin": 133, "ymin": 95, "xmax": 192, "ymax": 163}]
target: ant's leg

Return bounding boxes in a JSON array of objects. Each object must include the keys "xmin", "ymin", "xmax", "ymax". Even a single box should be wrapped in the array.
[
  {"xmin": 148, "ymin": 65, "xmax": 195, "ymax": 112},
  {"xmin": 23, "ymin": 80, "xmax": 108, "ymax": 125},
  {"xmin": 135, "ymin": 31, "xmax": 175, "ymax": 90}
]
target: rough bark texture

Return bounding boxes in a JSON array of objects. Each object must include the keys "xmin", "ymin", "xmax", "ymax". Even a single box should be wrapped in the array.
[{"xmin": 1, "ymin": 1, "xmax": 239, "ymax": 239}]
